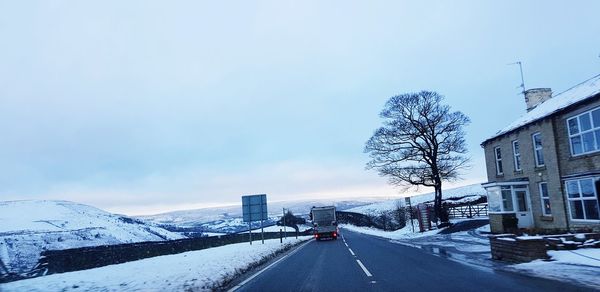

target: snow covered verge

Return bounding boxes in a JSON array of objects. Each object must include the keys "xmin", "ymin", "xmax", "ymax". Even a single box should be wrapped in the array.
[
  {"xmin": 340, "ymin": 220, "xmax": 441, "ymax": 240},
  {"xmin": 0, "ymin": 200, "xmax": 184, "ymax": 274},
  {"xmin": 509, "ymin": 249, "xmax": 600, "ymax": 288},
  {"xmin": 1, "ymin": 236, "xmax": 311, "ymax": 292}
]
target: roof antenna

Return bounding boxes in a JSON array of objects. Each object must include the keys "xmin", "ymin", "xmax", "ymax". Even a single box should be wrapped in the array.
[{"xmin": 508, "ymin": 61, "xmax": 526, "ymax": 97}]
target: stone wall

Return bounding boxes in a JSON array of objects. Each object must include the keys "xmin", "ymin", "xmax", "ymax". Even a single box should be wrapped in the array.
[{"xmin": 489, "ymin": 234, "xmax": 549, "ymax": 263}]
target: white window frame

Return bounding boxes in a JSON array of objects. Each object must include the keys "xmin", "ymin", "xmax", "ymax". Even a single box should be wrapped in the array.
[
  {"xmin": 512, "ymin": 140, "xmax": 521, "ymax": 171},
  {"xmin": 539, "ymin": 182, "xmax": 551, "ymax": 216},
  {"xmin": 494, "ymin": 146, "xmax": 503, "ymax": 175},
  {"xmin": 567, "ymin": 107, "xmax": 600, "ymax": 156},
  {"xmin": 499, "ymin": 185, "xmax": 529, "ymax": 213},
  {"xmin": 532, "ymin": 132, "xmax": 545, "ymax": 167},
  {"xmin": 565, "ymin": 178, "xmax": 600, "ymax": 222}
]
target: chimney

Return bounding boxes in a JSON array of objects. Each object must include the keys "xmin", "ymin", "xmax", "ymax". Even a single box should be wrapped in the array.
[{"xmin": 525, "ymin": 88, "xmax": 552, "ymax": 112}]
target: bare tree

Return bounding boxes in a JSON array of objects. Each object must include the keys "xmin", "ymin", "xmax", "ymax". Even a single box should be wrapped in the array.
[{"xmin": 365, "ymin": 91, "xmax": 470, "ymax": 223}]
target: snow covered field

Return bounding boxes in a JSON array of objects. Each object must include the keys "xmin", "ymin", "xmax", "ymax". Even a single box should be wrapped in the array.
[
  {"xmin": 139, "ymin": 198, "xmax": 384, "ymax": 227},
  {"xmin": 0, "ymin": 200, "xmax": 183, "ymax": 274},
  {"xmin": 1, "ymin": 236, "xmax": 312, "ymax": 292},
  {"xmin": 347, "ymin": 183, "xmax": 486, "ymax": 215}
]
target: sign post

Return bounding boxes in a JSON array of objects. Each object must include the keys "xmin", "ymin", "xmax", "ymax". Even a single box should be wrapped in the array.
[
  {"xmin": 242, "ymin": 194, "xmax": 268, "ymax": 245},
  {"xmin": 405, "ymin": 197, "xmax": 414, "ymax": 233},
  {"xmin": 282, "ymin": 208, "xmax": 287, "ymax": 239}
]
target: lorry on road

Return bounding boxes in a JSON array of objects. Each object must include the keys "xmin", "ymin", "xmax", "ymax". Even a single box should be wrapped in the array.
[{"xmin": 310, "ymin": 206, "xmax": 338, "ymax": 240}]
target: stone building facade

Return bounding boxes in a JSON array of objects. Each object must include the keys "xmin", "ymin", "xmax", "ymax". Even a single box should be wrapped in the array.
[{"xmin": 481, "ymin": 74, "xmax": 600, "ymax": 233}]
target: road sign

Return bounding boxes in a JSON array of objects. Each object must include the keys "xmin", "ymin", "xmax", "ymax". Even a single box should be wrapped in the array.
[{"xmin": 242, "ymin": 194, "xmax": 268, "ymax": 222}]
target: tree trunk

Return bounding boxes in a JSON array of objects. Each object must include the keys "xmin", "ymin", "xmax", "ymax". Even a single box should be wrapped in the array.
[{"xmin": 433, "ymin": 181, "xmax": 445, "ymax": 224}]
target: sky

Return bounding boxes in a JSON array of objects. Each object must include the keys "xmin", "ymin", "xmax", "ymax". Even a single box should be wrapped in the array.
[{"xmin": 1, "ymin": 1, "xmax": 599, "ymax": 215}]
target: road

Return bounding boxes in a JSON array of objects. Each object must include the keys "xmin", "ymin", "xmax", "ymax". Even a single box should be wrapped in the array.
[{"xmin": 233, "ymin": 229, "xmax": 594, "ymax": 292}]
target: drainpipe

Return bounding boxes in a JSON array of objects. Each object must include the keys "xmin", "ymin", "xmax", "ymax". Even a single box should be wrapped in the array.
[{"xmin": 551, "ymin": 117, "xmax": 570, "ymax": 232}]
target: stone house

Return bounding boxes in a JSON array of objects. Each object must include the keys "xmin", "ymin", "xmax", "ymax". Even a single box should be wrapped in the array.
[{"xmin": 481, "ymin": 74, "xmax": 600, "ymax": 233}]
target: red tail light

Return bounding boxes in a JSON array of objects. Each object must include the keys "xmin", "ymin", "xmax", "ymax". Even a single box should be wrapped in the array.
[{"xmin": 333, "ymin": 232, "xmax": 337, "ymax": 237}]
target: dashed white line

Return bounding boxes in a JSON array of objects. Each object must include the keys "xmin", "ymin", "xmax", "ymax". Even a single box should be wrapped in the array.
[
  {"xmin": 342, "ymin": 233, "xmax": 374, "ymax": 278},
  {"xmin": 356, "ymin": 260, "xmax": 373, "ymax": 277}
]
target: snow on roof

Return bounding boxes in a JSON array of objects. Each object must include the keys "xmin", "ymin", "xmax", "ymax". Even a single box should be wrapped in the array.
[{"xmin": 484, "ymin": 74, "xmax": 600, "ymax": 143}]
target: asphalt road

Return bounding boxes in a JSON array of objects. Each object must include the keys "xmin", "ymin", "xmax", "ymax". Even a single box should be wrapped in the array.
[{"xmin": 234, "ymin": 229, "xmax": 595, "ymax": 292}]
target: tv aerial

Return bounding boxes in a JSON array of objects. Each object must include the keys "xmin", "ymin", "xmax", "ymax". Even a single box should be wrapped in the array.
[{"xmin": 508, "ymin": 61, "xmax": 526, "ymax": 97}]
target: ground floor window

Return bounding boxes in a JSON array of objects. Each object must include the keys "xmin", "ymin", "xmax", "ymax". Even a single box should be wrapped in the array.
[
  {"xmin": 501, "ymin": 187, "xmax": 514, "ymax": 211},
  {"xmin": 486, "ymin": 185, "xmax": 529, "ymax": 212},
  {"xmin": 566, "ymin": 178, "xmax": 600, "ymax": 220},
  {"xmin": 539, "ymin": 182, "xmax": 552, "ymax": 216}
]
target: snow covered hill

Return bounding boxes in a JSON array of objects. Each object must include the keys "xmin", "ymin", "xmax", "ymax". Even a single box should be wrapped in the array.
[
  {"xmin": 139, "ymin": 198, "xmax": 385, "ymax": 233},
  {"xmin": 347, "ymin": 184, "xmax": 486, "ymax": 215},
  {"xmin": 0, "ymin": 200, "xmax": 184, "ymax": 274}
]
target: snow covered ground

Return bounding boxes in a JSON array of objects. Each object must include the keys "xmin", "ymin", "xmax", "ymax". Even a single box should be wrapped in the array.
[
  {"xmin": 1, "ymin": 236, "xmax": 312, "ymax": 291},
  {"xmin": 511, "ymin": 249, "xmax": 600, "ymax": 288},
  {"xmin": 347, "ymin": 183, "xmax": 485, "ymax": 215},
  {"xmin": 340, "ymin": 220, "xmax": 441, "ymax": 240},
  {"xmin": 0, "ymin": 200, "xmax": 184, "ymax": 274}
]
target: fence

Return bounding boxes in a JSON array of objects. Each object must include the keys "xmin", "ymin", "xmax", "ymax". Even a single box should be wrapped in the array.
[{"xmin": 447, "ymin": 203, "xmax": 488, "ymax": 219}]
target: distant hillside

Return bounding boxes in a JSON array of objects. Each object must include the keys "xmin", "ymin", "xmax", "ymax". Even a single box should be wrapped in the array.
[
  {"xmin": 347, "ymin": 184, "xmax": 486, "ymax": 215},
  {"xmin": 138, "ymin": 198, "xmax": 387, "ymax": 233},
  {"xmin": 0, "ymin": 200, "xmax": 184, "ymax": 274}
]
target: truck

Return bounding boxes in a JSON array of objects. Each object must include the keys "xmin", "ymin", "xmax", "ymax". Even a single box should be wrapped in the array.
[{"xmin": 310, "ymin": 206, "xmax": 338, "ymax": 240}]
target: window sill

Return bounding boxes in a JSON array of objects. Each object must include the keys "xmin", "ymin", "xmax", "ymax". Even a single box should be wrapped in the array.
[
  {"xmin": 540, "ymin": 215, "xmax": 554, "ymax": 222},
  {"xmin": 534, "ymin": 165, "xmax": 546, "ymax": 171},
  {"xmin": 569, "ymin": 151, "xmax": 600, "ymax": 160},
  {"xmin": 569, "ymin": 219, "xmax": 600, "ymax": 223},
  {"xmin": 513, "ymin": 170, "xmax": 523, "ymax": 175}
]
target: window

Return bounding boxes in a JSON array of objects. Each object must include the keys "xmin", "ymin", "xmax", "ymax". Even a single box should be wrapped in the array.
[
  {"xmin": 567, "ymin": 107, "xmax": 600, "ymax": 156},
  {"xmin": 532, "ymin": 133, "xmax": 544, "ymax": 166},
  {"xmin": 501, "ymin": 187, "xmax": 513, "ymax": 211},
  {"xmin": 539, "ymin": 182, "xmax": 551, "ymax": 216},
  {"xmin": 494, "ymin": 147, "xmax": 503, "ymax": 175},
  {"xmin": 512, "ymin": 140, "xmax": 521, "ymax": 171},
  {"xmin": 565, "ymin": 178, "xmax": 600, "ymax": 221}
]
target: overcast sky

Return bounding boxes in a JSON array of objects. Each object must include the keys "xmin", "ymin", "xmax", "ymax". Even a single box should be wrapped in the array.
[{"xmin": 1, "ymin": 1, "xmax": 599, "ymax": 215}]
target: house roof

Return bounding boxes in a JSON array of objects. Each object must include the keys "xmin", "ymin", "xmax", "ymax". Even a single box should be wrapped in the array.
[{"xmin": 483, "ymin": 73, "xmax": 600, "ymax": 144}]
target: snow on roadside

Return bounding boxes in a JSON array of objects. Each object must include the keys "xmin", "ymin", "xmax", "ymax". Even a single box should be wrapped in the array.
[
  {"xmin": 340, "ymin": 221, "xmax": 442, "ymax": 240},
  {"xmin": 510, "ymin": 249, "xmax": 600, "ymax": 288},
  {"xmin": 1, "ymin": 236, "xmax": 312, "ymax": 292}
]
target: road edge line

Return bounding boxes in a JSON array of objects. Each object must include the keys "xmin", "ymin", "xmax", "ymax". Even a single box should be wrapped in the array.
[{"xmin": 227, "ymin": 239, "xmax": 313, "ymax": 292}]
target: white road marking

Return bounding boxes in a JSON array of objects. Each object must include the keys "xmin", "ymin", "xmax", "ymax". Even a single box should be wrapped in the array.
[
  {"xmin": 348, "ymin": 248, "xmax": 356, "ymax": 256},
  {"xmin": 227, "ymin": 239, "xmax": 313, "ymax": 292},
  {"xmin": 356, "ymin": 260, "xmax": 373, "ymax": 277}
]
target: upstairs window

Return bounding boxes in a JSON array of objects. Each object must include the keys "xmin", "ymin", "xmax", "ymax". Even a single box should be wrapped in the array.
[
  {"xmin": 512, "ymin": 140, "xmax": 521, "ymax": 171},
  {"xmin": 532, "ymin": 133, "xmax": 545, "ymax": 166},
  {"xmin": 494, "ymin": 147, "xmax": 503, "ymax": 175},
  {"xmin": 568, "ymin": 107, "xmax": 600, "ymax": 156}
]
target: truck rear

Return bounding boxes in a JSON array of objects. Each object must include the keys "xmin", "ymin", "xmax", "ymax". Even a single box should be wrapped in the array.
[{"xmin": 310, "ymin": 206, "xmax": 338, "ymax": 240}]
